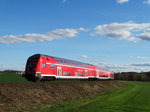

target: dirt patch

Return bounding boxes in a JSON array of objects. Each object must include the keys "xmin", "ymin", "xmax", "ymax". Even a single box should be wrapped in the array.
[{"xmin": 0, "ymin": 80, "xmax": 123, "ymax": 112}]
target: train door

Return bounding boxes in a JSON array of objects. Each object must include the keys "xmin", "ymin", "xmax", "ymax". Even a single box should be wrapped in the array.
[
  {"xmin": 96, "ymin": 70, "xmax": 99, "ymax": 78},
  {"xmin": 57, "ymin": 67, "xmax": 62, "ymax": 77},
  {"xmin": 85, "ymin": 70, "xmax": 88, "ymax": 77}
]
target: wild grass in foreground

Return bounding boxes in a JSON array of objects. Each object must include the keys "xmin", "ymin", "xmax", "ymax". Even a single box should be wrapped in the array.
[{"xmin": 33, "ymin": 81, "xmax": 150, "ymax": 112}]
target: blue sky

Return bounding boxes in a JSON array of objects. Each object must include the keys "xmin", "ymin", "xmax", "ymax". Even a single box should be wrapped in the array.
[{"xmin": 1, "ymin": 0, "xmax": 150, "ymax": 72}]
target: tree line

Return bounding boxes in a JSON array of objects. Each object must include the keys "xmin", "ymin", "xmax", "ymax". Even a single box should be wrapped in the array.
[{"xmin": 115, "ymin": 72, "xmax": 150, "ymax": 81}]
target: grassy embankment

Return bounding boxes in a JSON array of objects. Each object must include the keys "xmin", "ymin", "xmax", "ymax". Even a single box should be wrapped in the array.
[
  {"xmin": 0, "ymin": 72, "xmax": 27, "ymax": 83},
  {"xmin": 0, "ymin": 72, "xmax": 150, "ymax": 112},
  {"xmin": 33, "ymin": 81, "xmax": 150, "ymax": 112}
]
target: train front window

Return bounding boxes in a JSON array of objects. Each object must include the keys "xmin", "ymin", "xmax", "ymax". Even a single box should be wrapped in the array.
[{"xmin": 26, "ymin": 61, "xmax": 37, "ymax": 71}]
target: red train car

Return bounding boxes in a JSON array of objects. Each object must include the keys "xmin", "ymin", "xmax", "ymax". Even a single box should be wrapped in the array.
[{"xmin": 24, "ymin": 54, "xmax": 114, "ymax": 81}]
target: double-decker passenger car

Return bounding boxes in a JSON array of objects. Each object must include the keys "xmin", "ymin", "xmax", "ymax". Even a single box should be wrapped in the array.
[{"xmin": 24, "ymin": 54, "xmax": 114, "ymax": 81}]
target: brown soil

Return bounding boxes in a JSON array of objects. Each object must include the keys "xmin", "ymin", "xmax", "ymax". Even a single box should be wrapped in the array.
[{"xmin": 0, "ymin": 80, "xmax": 123, "ymax": 112}]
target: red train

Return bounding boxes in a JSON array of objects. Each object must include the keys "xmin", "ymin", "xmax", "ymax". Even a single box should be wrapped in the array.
[{"xmin": 24, "ymin": 54, "xmax": 114, "ymax": 81}]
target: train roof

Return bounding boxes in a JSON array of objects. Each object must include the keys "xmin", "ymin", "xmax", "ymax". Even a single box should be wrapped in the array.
[{"xmin": 29, "ymin": 54, "xmax": 96, "ymax": 67}]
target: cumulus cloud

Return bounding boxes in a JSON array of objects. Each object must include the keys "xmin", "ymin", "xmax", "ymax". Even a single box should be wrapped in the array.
[
  {"xmin": 0, "ymin": 28, "xmax": 86, "ymax": 44},
  {"xmin": 92, "ymin": 22, "xmax": 150, "ymax": 42},
  {"xmin": 143, "ymin": 0, "xmax": 150, "ymax": 4},
  {"xmin": 138, "ymin": 29, "xmax": 150, "ymax": 41},
  {"xmin": 116, "ymin": 0, "xmax": 129, "ymax": 4}
]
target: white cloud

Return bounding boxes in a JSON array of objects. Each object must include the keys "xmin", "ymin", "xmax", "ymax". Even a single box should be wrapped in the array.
[
  {"xmin": 138, "ymin": 29, "xmax": 150, "ymax": 41},
  {"xmin": 77, "ymin": 55, "xmax": 91, "ymax": 59},
  {"xmin": 0, "ymin": 28, "xmax": 86, "ymax": 44},
  {"xmin": 96, "ymin": 62, "xmax": 150, "ymax": 73},
  {"xmin": 116, "ymin": 0, "xmax": 129, "ymax": 4},
  {"xmin": 62, "ymin": 0, "xmax": 68, "ymax": 3},
  {"xmin": 99, "ymin": 55, "xmax": 111, "ymax": 58},
  {"xmin": 131, "ymin": 62, "xmax": 150, "ymax": 67},
  {"xmin": 92, "ymin": 22, "xmax": 150, "ymax": 42},
  {"xmin": 143, "ymin": 0, "xmax": 150, "ymax": 4},
  {"xmin": 130, "ymin": 56, "xmax": 150, "ymax": 60}
]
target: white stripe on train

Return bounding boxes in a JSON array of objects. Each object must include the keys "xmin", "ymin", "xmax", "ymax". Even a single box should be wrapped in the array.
[{"xmin": 35, "ymin": 74, "xmax": 113, "ymax": 80}]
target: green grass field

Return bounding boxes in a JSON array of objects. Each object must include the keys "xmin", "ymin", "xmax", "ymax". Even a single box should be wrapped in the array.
[
  {"xmin": 33, "ymin": 81, "xmax": 150, "ymax": 112},
  {"xmin": 0, "ymin": 72, "xmax": 28, "ymax": 83}
]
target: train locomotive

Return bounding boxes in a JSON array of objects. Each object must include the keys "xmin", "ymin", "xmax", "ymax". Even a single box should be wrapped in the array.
[{"xmin": 24, "ymin": 54, "xmax": 114, "ymax": 81}]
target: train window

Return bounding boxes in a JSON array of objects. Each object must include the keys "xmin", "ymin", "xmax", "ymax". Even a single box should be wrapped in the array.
[
  {"xmin": 71, "ymin": 62, "xmax": 73, "ymax": 66},
  {"xmin": 56, "ymin": 59, "xmax": 59, "ymax": 63},
  {"xmin": 42, "ymin": 63, "xmax": 46, "ymax": 68},
  {"xmin": 75, "ymin": 72, "xmax": 84, "ymax": 76},
  {"xmin": 71, "ymin": 62, "xmax": 73, "ymax": 65},
  {"xmin": 72, "ymin": 62, "xmax": 76, "ymax": 66},
  {"xmin": 76, "ymin": 63, "xmax": 79, "ymax": 66},
  {"xmin": 60, "ymin": 60, "xmax": 63, "ymax": 64},
  {"xmin": 75, "ymin": 63, "xmax": 77, "ymax": 66},
  {"xmin": 68, "ymin": 61, "xmax": 70, "ymax": 65},
  {"xmin": 79, "ymin": 63, "xmax": 81, "ymax": 67},
  {"xmin": 66, "ymin": 61, "xmax": 68, "ymax": 65},
  {"xmin": 51, "ymin": 64, "xmax": 55, "ymax": 69},
  {"xmin": 74, "ymin": 63, "xmax": 77, "ymax": 66},
  {"xmin": 70, "ymin": 62, "xmax": 72, "ymax": 65},
  {"xmin": 64, "ymin": 71, "xmax": 71, "ymax": 76},
  {"xmin": 70, "ymin": 62, "xmax": 72, "ymax": 66},
  {"xmin": 64, "ymin": 60, "xmax": 67, "ymax": 65}
]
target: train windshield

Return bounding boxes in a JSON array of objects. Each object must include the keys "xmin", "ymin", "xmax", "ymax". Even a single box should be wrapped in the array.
[{"xmin": 26, "ymin": 58, "xmax": 38, "ymax": 71}]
